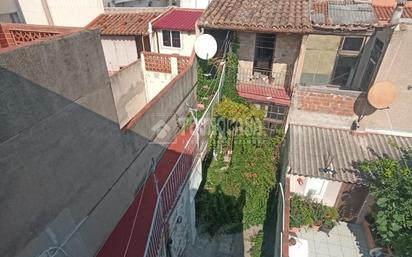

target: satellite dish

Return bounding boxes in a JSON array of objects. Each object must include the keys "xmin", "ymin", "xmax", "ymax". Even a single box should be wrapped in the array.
[
  {"xmin": 194, "ymin": 34, "xmax": 217, "ymax": 60},
  {"xmin": 367, "ymin": 81, "xmax": 397, "ymax": 109}
]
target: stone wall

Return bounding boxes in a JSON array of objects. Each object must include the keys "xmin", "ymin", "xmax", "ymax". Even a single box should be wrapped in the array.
[
  {"xmin": 272, "ymin": 33, "xmax": 302, "ymax": 81},
  {"xmin": 237, "ymin": 31, "xmax": 255, "ymax": 72},
  {"xmin": 236, "ymin": 32, "xmax": 301, "ymax": 87}
]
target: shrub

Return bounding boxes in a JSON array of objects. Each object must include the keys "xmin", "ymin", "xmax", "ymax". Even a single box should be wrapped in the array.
[{"xmin": 289, "ymin": 194, "xmax": 339, "ymax": 229}]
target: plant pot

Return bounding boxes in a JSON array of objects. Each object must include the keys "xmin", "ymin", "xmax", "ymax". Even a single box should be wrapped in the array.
[
  {"xmin": 197, "ymin": 103, "xmax": 205, "ymax": 111},
  {"xmin": 290, "ymin": 227, "xmax": 300, "ymax": 234},
  {"xmin": 311, "ymin": 224, "xmax": 321, "ymax": 231}
]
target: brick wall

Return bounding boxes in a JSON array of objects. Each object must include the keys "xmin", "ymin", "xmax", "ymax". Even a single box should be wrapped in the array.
[
  {"xmin": 296, "ymin": 86, "xmax": 360, "ymax": 116},
  {"xmin": 143, "ymin": 51, "xmax": 172, "ymax": 73},
  {"xmin": 0, "ymin": 23, "xmax": 78, "ymax": 48},
  {"xmin": 177, "ymin": 55, "xmax": 190, "ymax": 73},
  {"xmin": 143, "ymin": 51, "xmax": 191, "ymax": 74}
]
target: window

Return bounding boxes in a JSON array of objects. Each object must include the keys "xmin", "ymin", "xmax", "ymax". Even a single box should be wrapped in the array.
[
  {"xmin": 264, "ymin": 104, "xmax": 287, "ymax": 136},
  {"xmin": 267, "ymin": 104, "xmax": 287, "ymax": 122},
  {"xmin": 162, "ymin": 30, "xmax": 180, "ymax": 48},
  {"xmin": 264, "ymin": 121, "xmax": 280, "ymax": 136},
  {"xmin": 341, "ymin": 37, "xmax": 364, "ymax": 52},
  {"xmin": 331, "ymin": 36, "xmax": 365, "ymax": 87},
  {"xmin": 331, "ymin": 56, "xmax": 358, "ymax": 87},
  {"xmin": 254, "ymin": 34, "xmax": 275, "ymax": 72}
]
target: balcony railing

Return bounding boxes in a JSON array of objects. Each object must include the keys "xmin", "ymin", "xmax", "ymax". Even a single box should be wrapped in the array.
[
  {"xmin": 237, "ymin": 68, "xmax": 293, "ymax": 95},
  {"xmin": 143, "ymin": 61, "xmax": 226, "ymax": 257}
]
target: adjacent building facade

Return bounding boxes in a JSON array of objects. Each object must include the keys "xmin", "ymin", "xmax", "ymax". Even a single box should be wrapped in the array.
[
  {"xmin": 87, "ymin": 8, "xmax": 163, "ymax": 73},
  {"xmin": 243, "ymin": 1, "xmax": 412, "ymax": 256},
  {"xmin": 283, "ymin": 0, "xmax": 412, "ymax": 229},
  {"xmin": 150, "ymin": 7, "xmax": 203, "ymax": 56},
  {"xmin": 0, "ymin": 0, "xmax": 104, "ymax": 26},
  {"xmin": 198, "ymin": 0, "xmax": 311, "ymax": 132}
]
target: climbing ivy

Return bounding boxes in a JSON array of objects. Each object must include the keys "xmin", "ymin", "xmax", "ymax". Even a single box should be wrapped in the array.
[{"xmin": 222, "ymin": 36, "xmax": 245, "ymax": 104}]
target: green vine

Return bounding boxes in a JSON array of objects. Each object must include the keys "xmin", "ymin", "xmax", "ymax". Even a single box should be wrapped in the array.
[{"xmin": 222, "ymin": 35, "xmax": 245, "ymax": 104}]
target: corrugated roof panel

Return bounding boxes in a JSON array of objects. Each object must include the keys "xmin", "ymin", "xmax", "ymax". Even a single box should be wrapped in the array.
[
  {"xmin": 288, "ymin": 125, "xmax": 412, "ymax": 184},
  {"xmin": 329, "ymin": 3, "xmax": 377, "ymax": 25},
  {"xmin": 152, "ymin": 9, "xmax": 203, "ymax": 31}
]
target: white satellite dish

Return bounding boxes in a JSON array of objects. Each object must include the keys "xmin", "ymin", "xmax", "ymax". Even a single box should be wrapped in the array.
[{"xmin": 194, "ymin": 34, "xmax": 217, "ymax": 60}]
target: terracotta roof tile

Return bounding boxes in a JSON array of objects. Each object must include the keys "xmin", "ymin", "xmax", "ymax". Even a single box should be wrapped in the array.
[
  {"xmin": 152, "ymin": 8, "xmax": 203, "ymax": 31},
  {"xmin": 198, "ymin": 0, "xmax": 312, "ymax": 33},
  {"xmin": 236, "ymin": 83, "xmax": 291, "ymax": 105},
  {"xmin": 87, "ymin": 11, "xmax": 161, "ymax": 36},
  {"xmin": 372, "ymin": 0, "xmax": 412, "ymax": 22}
]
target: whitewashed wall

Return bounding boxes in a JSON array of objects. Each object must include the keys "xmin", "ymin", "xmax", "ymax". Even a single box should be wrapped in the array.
[
  {"xmin": 156, "ymin": 30, "xmax": 196, "ymax": 56},
  {"xmin": 101, "ymin": 36, "xmax": 139, "ymax": 72},
  {"xmin": 109, "ymin": 59, "xmax": 147, "ymax": 128},
  {"xmin": 46, "ymin": 0, "xmax": 104, "ymax": 27},
  {"xmin": 289, "ymin": 174, "xmax": 342, "ymax": 207},
  {"xmin": 17, "ymin": 0, "xmax": 49, "ymax": 25},
  {"xmin": 144, "ymin": 70, "xmax": 173, "ymax": 100},
  {"xmin": 15, "ymin": 0, "xmax": 103, "ymax": 26},
  {"xmin": 179, "ymin": 0, "xmax": 210, "ymax": 8}
]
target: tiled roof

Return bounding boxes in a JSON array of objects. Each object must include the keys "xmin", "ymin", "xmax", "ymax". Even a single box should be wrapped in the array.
[
  {"xmin": 198, "ymin": 0, "xmax": 312, "ymax": 33},
  {"xmin": 372, "ymin": 0, "xmax": 412, "ymax": 22},
  {"xmin": 288, "ymin": 124, "xmax": 412, "ymax": 184},
  {"xmin": 236, "ymin": 84, "xmax": 291, "ymax": 105},
  {"xmin": 152, "ymin": 8, "xmax": 203, "ymax": 31},
  {"xmin": 311, "ymin": 1, "xmax": 378, "ymax": 30},
  {"xmin": 87, "ymin": 11, "xmax": 161, "ymax": 36}
]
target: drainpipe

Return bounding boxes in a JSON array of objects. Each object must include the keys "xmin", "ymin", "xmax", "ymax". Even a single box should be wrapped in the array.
[
  {"xmin": 148, "ymin": 22, "xmax": 154, "ymax": 51},
  {"xmin": 390, "ymin": 0, "xmax": 406, "ymax": 26}
]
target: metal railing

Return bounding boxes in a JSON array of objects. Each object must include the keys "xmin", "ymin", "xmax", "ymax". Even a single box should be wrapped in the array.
[
  {"xmin": 143, "ymin": 61, "xmax": 226, "ymax": 257},
  {"xmin": 237, "ymin": 68, "xmax": 292, "ymax": 91}
]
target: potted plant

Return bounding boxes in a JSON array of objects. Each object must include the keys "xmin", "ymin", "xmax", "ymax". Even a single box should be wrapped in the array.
[{"xmin": 320, "ymin": 207, "xmax": 339, "ymax": 235}]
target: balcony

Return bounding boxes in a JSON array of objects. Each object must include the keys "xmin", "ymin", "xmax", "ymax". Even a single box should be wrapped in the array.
[{"xmin": 236, "ymin": 68, "xmax": 293, "ymax": 106}]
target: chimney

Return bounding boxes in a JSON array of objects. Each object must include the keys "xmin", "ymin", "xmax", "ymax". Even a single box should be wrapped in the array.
[{"xmin": 390, "ymin": 0, "xmax": 407, "ymax": 25}]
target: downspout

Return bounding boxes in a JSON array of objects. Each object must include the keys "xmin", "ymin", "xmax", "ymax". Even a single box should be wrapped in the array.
[
  {"xmin": 148, "ymin": 22, "xmax": 154, "ymax": 52},
  {"xmin": 40, "ymin": 0, "xmax": 54, "ymax": 26},
  {"xmin": 156, "ymin": 31, "xmax": 160, "ymax": 54}
]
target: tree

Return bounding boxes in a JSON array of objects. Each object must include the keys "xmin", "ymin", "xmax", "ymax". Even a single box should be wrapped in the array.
[{"xmin": 357, "ymin": 150, "xmax": 412, "ymax": 256}]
